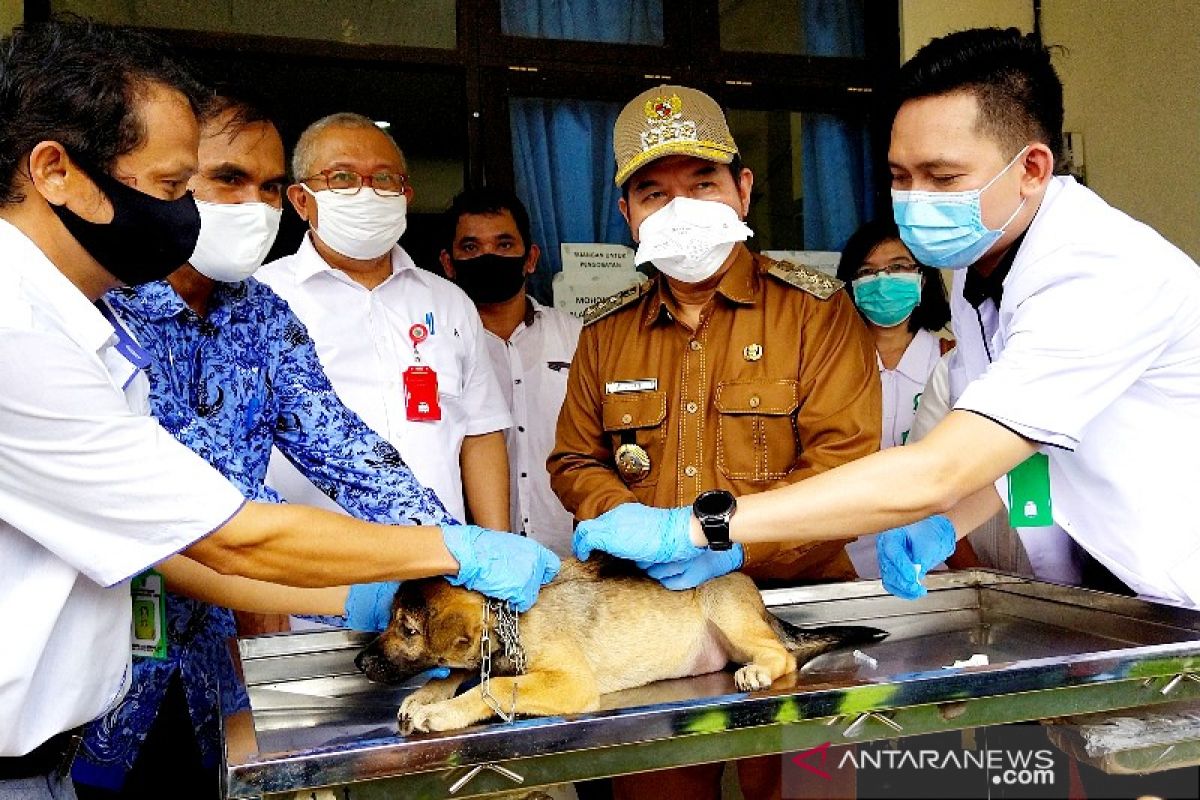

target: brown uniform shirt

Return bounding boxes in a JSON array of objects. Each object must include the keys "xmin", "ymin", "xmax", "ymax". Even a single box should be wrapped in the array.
[{"xmin": 549, "ymin": 246, "xmax": 882, "ymax": 584}]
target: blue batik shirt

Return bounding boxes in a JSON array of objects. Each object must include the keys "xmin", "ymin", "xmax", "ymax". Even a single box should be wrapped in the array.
[{"xmin": 74, "ymin": 278, "xmax": 456, "ymax": 791}]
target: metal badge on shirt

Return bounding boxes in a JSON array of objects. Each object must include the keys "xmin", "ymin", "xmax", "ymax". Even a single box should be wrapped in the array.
[{"xmin": 403, "ymin": 322, "xmax": 442, "ymax": 421}]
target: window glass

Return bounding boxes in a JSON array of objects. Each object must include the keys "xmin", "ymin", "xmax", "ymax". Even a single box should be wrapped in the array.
[
  {"xmin": 53, "ymin": 0, "xmax": 457, "ymax": 49},
  {"xmin": 720, "ymin": 0, "xmax": 865, "ymax": 57},
  {"xmin": 726, "ymin": 108, "xmax": 873, "ymax": 252},
  {"xmin": 501, "ymin": 0, "xmax": 664, "ymax": 45}
]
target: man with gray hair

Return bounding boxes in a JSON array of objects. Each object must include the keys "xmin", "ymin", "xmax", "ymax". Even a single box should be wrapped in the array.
[{"xmin": 258, "ymin": 114, "xmax": 513, "ymax": 530}]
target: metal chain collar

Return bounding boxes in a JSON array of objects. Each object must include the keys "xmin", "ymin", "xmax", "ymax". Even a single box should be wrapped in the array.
[{"xmin": 479, "ymin": 599, "xmax": 526, "ymax": 723}]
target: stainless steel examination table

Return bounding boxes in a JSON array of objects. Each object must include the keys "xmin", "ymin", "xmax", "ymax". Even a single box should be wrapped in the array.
[{"xmin": 217, "ymin": 570, "xmax": 1200, "ymax": 798}]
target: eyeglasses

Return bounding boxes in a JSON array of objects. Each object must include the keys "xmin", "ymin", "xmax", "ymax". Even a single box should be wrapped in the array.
[
  {"xmin": 853, "ymin": 262, "xmax": 920, "ymax": 280},
  {"xmin": 300, "ymin": 169, "xmax": 409, "ymax": 197}
]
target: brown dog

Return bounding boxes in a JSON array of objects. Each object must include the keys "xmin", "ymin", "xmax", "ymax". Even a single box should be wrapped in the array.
[{"xmin": 356, "ymin": 557, "xmax": 886, "ymax": 734}]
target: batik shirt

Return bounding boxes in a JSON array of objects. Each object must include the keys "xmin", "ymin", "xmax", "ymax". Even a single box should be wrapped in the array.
[{"xmin": 74, "ymin": 278, "xmax": 454, "ymax": 791}]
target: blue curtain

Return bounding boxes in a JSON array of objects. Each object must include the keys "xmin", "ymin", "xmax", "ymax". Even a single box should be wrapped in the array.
[
  {"xmin": 801, "ymin": 0, "xmax": 874, "ymax": 251},
  {"xmin": 501, "ymin": 0, "xmax": 663, "ymax": 45},
  {"xmin": 505, "ymin": 1, "xmax": 657, "ymax": 303},
  {"xmin": 509, "ymin": 98, "xmax": 633, "ymax": 304}
]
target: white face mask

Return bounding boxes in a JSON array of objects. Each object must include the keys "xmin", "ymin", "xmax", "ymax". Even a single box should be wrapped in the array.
[
  {"xmin": 633, "ymin": 196, "xmax": 753, "ymax": 283},
  {"xmin": 304, "ymin": 186, "xmax": 408, "ymax": 261},
  {"xmin": 189, "ymin": 200, "xmax": 283, "ymax": 283}
]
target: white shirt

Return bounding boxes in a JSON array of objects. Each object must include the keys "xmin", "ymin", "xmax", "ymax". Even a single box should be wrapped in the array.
[
  {"xmin": 258, "ymin": 236, "xmax": 511, "ymax": 522},
  {"xmin": 0, "ymin": 220, "xmax": 245, "ymax": 755},
  {"xmin": 952, "ymin": 176, "xmax": 1200, "ymax": 606},
  {"xmin": 847, "ymin": 328, "xmax": 945, "ymax": 578},
  {"xmin": 483, "ymin": 299, "xmax": 582, "ymax": 556},
  {"xmin": 913, "ymin": 350, "xmax": 1083, "ymax": 585}
]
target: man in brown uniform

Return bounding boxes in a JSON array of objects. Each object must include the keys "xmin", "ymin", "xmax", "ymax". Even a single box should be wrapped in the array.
[{"xmin": 548, "ymin": 85, "xmax": 881, "ymax": 799}]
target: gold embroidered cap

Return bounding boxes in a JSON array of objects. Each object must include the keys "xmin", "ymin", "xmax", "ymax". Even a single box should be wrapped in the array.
[{"xmin": 613, "ymin": 85, "xmax": 739, "ymax": 188}]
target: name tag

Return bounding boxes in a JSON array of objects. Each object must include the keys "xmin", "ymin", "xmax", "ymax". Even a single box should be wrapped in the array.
[
  {"xmin": 131, "ymin": 570, "xmax": 167, "ymax": 660},
  {"xmin": 403, "ymin": 365, "xmax": 442, "ymax": 421},
  {"xmin": 605, "ymin": 378, "xmax": 658, "ymax": 395},
  {"xmin": 1008, "ymin": 453, "xmax": 1053, "ymax": 527}
]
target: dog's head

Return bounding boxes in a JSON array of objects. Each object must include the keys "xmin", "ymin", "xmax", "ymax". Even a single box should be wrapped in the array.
[{"xmin": 355, "ymin": 579, "xmax": 488, "ymax": 684}]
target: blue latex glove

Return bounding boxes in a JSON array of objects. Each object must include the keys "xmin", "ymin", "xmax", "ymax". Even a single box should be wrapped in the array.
[
  {"xmin": 876, "ymin": 515, "xmax": 957, "ymax": 599},
  {"xmin": 639, "ymin": 543, "xmax": 744, "ymax": 591},
  {"xmin": 344, "ymin": 581, "xmax": 400, "ymax": 632},
  {"xmin": 572, "ymin": 503, "xmax": 703, "ymax": 564},
  {"xmin": 441, "ymin": 525, "xmax": 561, "ymax": 612}
]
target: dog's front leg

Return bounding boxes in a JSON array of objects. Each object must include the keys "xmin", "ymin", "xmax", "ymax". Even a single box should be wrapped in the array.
[
  {"xmin": 404, "ymin": 668, "xmax": 599, "ymax": 733},
  {"xmin": 398, "ymin": 671, "xmax": 471, "ymax": 735}
]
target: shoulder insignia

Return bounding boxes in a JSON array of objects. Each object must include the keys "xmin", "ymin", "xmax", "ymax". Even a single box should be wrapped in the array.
[
  {"xmin": 582, "ymin": 281, "xmax": 651, "ymax": 327},
  {"xmin": 765, "ymin": 261, "xmax": 844, "ymax": 300}
]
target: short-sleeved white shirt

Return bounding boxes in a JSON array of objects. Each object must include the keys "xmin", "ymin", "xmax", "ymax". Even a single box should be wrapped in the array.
[
  {"xmin": 258, "ymin": 236, "xmax": 512, "ymax": 521},
  {"xmin": 0, "ymin": 220, "xmax": 246, "ymax": 755},
  {"xmin": 952, "ymin": 177, "xmax": 1200, "ymax": 606},
  {"xmin": 483, "ymin": 299, "xmax": 582, "ymax": 556}
]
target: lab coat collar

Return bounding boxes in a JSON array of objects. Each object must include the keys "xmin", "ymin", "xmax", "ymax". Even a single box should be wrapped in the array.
[{"xmin": 891, "ymin": 328, "xmax": 941, "ymax": 384}]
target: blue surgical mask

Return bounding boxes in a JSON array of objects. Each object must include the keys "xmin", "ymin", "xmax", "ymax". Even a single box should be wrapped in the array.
[
  {"xmin": 891, "ymin": 147, "xmax": 1028, "ymax": 270},
  {"xmin": 852, "ymin": 272, "xmax": 923, "ymax": 328}
]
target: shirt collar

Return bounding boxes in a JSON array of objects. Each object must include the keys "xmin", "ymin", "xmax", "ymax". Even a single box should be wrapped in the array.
[
  {"xmin": 108, "ymin": 278, "xmax": 248, "ymax": 328},
  {"xmin": 963, "ymin": 230, "xmax": 1028, "ymax": 309},
  {"xmin": 292, "ymin": 231, "xmax": 412, "ymax": 287},
  {"xmin": 641, "ymin": 244, "xmax": 758, "ymax": 328},
  {"xmin": 0, "ymin": 218, "xmax": 114, "ymax": 354},
  {"xmin": 891, "ymin": 328, "xmax": 940, "ymax": 383}
]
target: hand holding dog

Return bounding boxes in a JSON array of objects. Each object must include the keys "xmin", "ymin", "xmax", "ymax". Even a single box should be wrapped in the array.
[
  {"xmin": 639, "ymin": 543, "xmax": 744, "ymax": 590},
  {"xmin": 441, "ymin": 525, "xmax": 561, "ymax": 612},
  {"xmin": 876, "ymin": 515, "xmax": 957, "ymax": 599},
  {"xmin": 572, "ymin": 503, "xmax": 704, "ymax": 565},
  {"xmin": 344, "ymin": 581, "xmax": 401, "ymax": 631}
]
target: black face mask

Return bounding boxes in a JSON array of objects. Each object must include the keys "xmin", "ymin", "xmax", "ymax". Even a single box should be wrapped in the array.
[
  {"xmin": 48, "ymin": 164, "xmax": 201, "ymax": 286},
  {"xmin": 451, "ymin": 253, "xmax": 528, "ymax": 305}
]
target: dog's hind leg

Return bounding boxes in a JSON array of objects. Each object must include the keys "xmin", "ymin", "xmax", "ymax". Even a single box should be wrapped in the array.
[{"xmin": 700, "ymin": 579, "xmax": 796, "ymax": 692}]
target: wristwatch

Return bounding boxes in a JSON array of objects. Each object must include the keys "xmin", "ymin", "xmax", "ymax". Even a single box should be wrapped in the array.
[{"xmin": 692, "ymin": 489, "xmax": 737, "ymax": 551}]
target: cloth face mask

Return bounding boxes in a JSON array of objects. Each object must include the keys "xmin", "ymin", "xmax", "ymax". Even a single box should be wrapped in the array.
[
  {"xmin": 852, "ymin": 272, "xmax": 923, "ymax": 328},
  {"xmin": 451, "ymin": 253, "xmax": 528, "ymax": 304},
  {"xmin": 305, "ymin": 185, "xmax": 407, "ymax": 261},
  {"xmin": 49, "ymin": 164, "xmax": 201, "ymax": 286},
  {"xmin": 189, "ymin": 200, "xmax": 283, "ymax": 283},
  {"xmin": 634, "ymin": 196, "xmax": 753, "ymax": 284},
  {"xmin": 891, "ymin": 146, "xmax": 1028, "ymax": 270}
]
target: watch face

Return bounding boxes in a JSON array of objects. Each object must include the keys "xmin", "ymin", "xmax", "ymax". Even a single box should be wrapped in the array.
[{"xmin": 694, "ymin": 490, "xmax": 733, "ymax": 519}]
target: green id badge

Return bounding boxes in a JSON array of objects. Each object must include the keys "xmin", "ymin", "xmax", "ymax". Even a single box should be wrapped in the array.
[
  {"xmin": 1008, "ymin": 452, "xmax": 1054, "ymax": 527},
  {"xmin": 131, "ymin": 570, "xmax": 167, "ymax": 660}
]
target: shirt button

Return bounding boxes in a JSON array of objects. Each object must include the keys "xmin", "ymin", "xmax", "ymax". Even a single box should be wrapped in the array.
[
  {"xmin": 621, "ymin": 413, "xmax": 633, "ymax": 424},
  {"xmin": 749, "ymin": 395, "xmax": 761, "ymax": 408},
  {"xmin": 521, "ymin": 472, "xmax": 528, "ymax": 478},
  {"xmin": 685, "ymin": 401, "xmax": 698, "ymax": 414},
  {"xmin": 684, "ymin": 465, "xmax": 697, "ymax": 477},
  {"xmin": 689, "ymin": 340, "xmax": 701, "ymax": 351},
  {"xmin": 518, "ymin": 426, "xmax": 525, "ymax": 432}
]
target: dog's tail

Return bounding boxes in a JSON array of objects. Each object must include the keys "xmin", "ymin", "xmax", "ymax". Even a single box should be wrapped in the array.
[{"xmin": 766, "ymin": 613, "xmax": 888, "ymax": 665}]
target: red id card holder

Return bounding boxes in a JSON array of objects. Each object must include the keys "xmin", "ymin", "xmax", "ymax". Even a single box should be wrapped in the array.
[{"xmin": 403, "ymin": 365, "xmax": 442, "ymax": 421}]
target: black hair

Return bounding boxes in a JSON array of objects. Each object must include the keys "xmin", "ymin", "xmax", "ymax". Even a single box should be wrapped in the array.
[
  {"xmin": 620, "ymin": 154, "xmax": 744, "ymax": 203},
  {"xmin": 836, "ymin": 218, "xmax": 950, "ymax": 335},
  {"xmin": 444, "ymin": 186, "xmax": 534, "ymax": 252},
  {"xmin": 198, "ymin": 82, "xmax": 278, "ymax": 142},
  {"xmin": 0, "ymin": 16, "xmax": 207, "ymax": 204},
  {"xmin": 896, "ymin": 27, "xmax": 1064, "ymax": 165}
]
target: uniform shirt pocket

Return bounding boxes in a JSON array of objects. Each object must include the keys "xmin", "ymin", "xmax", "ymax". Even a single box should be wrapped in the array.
[
  {"xmin": 601, "ymin": 390, "xmax": 667, "ymax": 488},
  {"xmin": 714, "ymin": 380, "xmax": 800, "ymax": 482}
]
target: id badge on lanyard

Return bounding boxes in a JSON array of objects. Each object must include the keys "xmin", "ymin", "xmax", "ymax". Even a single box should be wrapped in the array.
[
  {"xmin": 131, "ymin": 569, "xmax": 168, "ymax": 660},
  {"xmin": 1008, "ymin": 452, "xmax": 1054, "ymax": 527},
  {"xmin": 403, "ymin": 323, "xmax": 442, "ymax": 421}
]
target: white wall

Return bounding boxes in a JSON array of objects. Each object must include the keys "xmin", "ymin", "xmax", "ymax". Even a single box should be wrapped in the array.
[{"xmin": 899, "ymin": 0, "xmax": 1200, "ymax": 260}]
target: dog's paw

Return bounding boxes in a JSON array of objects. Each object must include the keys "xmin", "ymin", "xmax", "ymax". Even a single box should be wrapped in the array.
[
  {"xmin": 401, "ymin": 699, "xmax": 472, "ymax": 733},
  {"xmin": 734, "ymin": 664, "xmax": 775, "ymax": 691}
]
